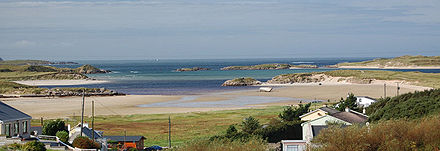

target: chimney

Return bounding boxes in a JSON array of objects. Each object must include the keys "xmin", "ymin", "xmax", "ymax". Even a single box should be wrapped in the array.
[
  {"xmin": 345, "ymin": 107, "xmax": 350, "ymax": 112},
  {"xmin": 363, "ymin": 108, "xmax": 366, "ymax": 114}
]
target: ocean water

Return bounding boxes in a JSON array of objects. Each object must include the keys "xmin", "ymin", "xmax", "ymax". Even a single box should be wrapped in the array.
[{"xmin": 44, "ymin": 58, "xmax": 440, "ymax": 95}]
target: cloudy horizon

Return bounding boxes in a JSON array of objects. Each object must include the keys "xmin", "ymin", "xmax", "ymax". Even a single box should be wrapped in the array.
[{"xmin": 1, "ymin": 0, "xmax": 439, "ymax": 60}]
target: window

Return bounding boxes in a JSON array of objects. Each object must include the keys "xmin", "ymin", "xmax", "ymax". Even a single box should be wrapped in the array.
[
  {"xmin": 14, "ymin": 123, "xmax": 19, "ymax": 135},
  {"xmin": 5, "ymin": 124, "xmax": 10, "ymax": 137},
  {"xmin": 23, "ymin": 121, "xmax": 28, "ymax": 133},
  {"xmin": 287, "ymin": 145, "xmax": 299, "ymax": 151}
]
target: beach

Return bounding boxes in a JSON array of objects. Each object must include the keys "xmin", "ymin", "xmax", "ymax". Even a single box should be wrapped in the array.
[{"xmin": 2, "ymin": 81, "xmax": 431, "ymax": 119}]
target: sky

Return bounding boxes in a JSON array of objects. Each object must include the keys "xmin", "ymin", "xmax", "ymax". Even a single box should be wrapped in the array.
[{"xmin": 0, "ymin": 0, "xmax": 439, "ymax": 60}]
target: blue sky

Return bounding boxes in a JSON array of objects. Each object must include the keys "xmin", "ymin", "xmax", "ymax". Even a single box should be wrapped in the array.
[{"xmin": 0, "ymin": 0, "xmax": 439, "ymax": 60}]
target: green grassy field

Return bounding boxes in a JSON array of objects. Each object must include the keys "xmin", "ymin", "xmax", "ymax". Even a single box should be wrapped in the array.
[
  {"xmin": 337, "ymin": 55, "xmax": 440, "ymax": 67},
  {"xmin": 31, "ymin": 104, "xmax": 329, "ymax": 147}
]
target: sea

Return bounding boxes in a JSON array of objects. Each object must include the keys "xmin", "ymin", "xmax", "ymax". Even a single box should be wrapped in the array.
[{"xmin": 44, "ymin": 58, "xmax": 440, "ymax": 95}]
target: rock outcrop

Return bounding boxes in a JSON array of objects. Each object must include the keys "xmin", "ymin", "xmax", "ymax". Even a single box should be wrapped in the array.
[
  {"xmin": 222, "ymin": 77, "xmax": 262, "ymax": 86},
  {"xmin": 75, "ymin": 64, "xmax": 110, "ymax": 74},
  {"xmin": 221, "ymin": 63, "xmax": 317, "ymax": 70},
  {"xmin": 267, "ymin": 73, "xmax": 326, "ymax": 84},
  {"xmin": 175, "ymin": 67, "xmax": 210, "ymax": 72}
]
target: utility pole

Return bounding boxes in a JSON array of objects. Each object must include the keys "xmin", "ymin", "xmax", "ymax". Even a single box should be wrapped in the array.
[
  {"xmin": 80, "ymin": 89, "xmax": 85, "ymax": 137},
  {"xmin": 168, "ymin": 116, "xmax": 171, "ymax": 149},
  {"xmin": 40, "ymin": 117, "xmax": 44, "ymax": 127},
  {"xmin": 383, "ymin": 83, "xmax": 387, "ymax": 98},
  {"xmin": 92, "ymin": 101, "xmax": 95, "ymax": 141}
]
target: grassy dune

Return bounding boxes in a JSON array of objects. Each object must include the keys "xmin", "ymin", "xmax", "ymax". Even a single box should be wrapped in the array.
[
  {"xmin": 337, "ymin": 55, "xmax": 440, "ymax": 67},
  {"xmin": 324, "ymin": 70, "xmax": 440, "ymax": 88}
]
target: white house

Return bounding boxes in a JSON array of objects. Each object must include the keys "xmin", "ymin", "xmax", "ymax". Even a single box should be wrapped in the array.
[
  {"xmin": 0, "ymin": 101, "xmax": 32, "ymax": 139},
  {"xmin": 356, "ymin": 96, "xmax": 377, "ymax": 108},
  {"xmin": 282, "ymin": 107, "xmax": 368, "ymax": 150}
]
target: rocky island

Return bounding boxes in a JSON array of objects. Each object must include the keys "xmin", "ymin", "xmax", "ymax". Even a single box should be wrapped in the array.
[
  {"xmin": 221, "ymin": 63, "xmax": 317, "ymax": 70},
  {"xmin": 334, "ymin": 55, "xmax": 440, "ymax": 69},
  {"xmin": 175, "ymin": 67, "xmax": 210, "ymax": 72},
  {"xmin": 0, "ymin": 62, "xmax": 121, "ymax": 97},
  {"xmin": 221, "ymin": 77, "xmax": 261, "ymax": 86}
]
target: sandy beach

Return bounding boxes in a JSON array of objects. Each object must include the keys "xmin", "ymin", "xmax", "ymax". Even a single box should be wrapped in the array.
[
  {"xmin": 13, "ymin": 80, "xmax": 109, "ymax": 86},
  {"xmin": 2, "ymin": 80, "xmax": 432, "ymax": 119}
]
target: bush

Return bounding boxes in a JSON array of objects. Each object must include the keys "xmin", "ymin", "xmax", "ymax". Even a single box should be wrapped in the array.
[
  {"xmin": 279, "ymin": 103, "xmax": 311, "ymax": 121},
  {"xmin": 335, "ymin": 93, "xmax": 358, "ymax": 112},
  {"xmin": 367, "ymin": 89, "xmax": 440, "ymax": 121},
  {"xmin": 254, "ymin": 120, "xmax": 302, "ymax": 143},
  {"xmin": 22, "ymin": 141, "xmax": 46, "ymax": 151},
  {"xmin": 241, "ymin": 116, "xmax": 260, "ymax": 134},
  {"xmin": 56, "ymin": 131, "xmax": 69, "ymax": 143},
  {"xmin": 177, "ymin": 136, "xmax": 267, "ymax": 151},
  {"xmin": 313, "ymin": 115, "xmax": 440, "ymax": 151},
  {"xmin": 72, "ymin": 136, "xmax": 101, "ymax": 149},
  {"xmin": 42, "ymin": 119, "xmax": 67, "ymax": 136}
]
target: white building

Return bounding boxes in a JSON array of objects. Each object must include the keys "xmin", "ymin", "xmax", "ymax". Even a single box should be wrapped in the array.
[{"xmin": 356, "ymin": 96, "xmax": 377, "ymax": 108}]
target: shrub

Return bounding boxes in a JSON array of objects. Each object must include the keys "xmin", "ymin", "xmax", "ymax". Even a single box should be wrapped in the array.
[
  {"xmin": 313, "ymin": 115, "xmax": 440, "ymax": 151},
  {"xmin": 22, "ymin": 141, "xmax": 46, "ymax": 151},
  {"xmin": 254, "ymin": 120, "xmax": 302, "ymax": 143},
  {"xmin": 367, "ymin": 89, "xmax": 440, "ymax": 121},
  {"xmin": 279, "ymin": 103, "xmax": 311, "ymax": 121},
  {"xmin": 177, "ymin": 136, "xmax": 267, "ymax": 151},
  {"xmin": 72, "ymin": 136, "xmax": 101, "ymax": 149},
  {"xmin": 242, "ymin": 116, "xmax": 260, "ymax": 134},
  {"xmin": 42, "ymin": 119, "xmax": 67, "ymax": 136},
  {"xmin": 335, "ymin": 93, "xmax": 358, "ymax": 112},
  {"xmin": 56, "ymin": 131, "xmax": 69, "ymax": 143}
]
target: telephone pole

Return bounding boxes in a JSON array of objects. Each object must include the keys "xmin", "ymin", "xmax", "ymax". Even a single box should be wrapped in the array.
[
  {"xmin": 80, "ymin": 89, "xmax": 85, "ymax": 136},
  {"xmin": 168, "ymin": 116, "xmax": 171, "ymax": 149}
]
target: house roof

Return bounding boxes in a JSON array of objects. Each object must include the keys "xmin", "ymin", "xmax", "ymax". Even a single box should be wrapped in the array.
[
  {"xmin": 82, "ymin": 127, "xmax": 103, "ymax": 139},
  {"xmin": 103, "ymin": 136, "xmax": 145, "ymax": 142},
  {"xmin": 299, "ymin": 107, "xmax": 340, "ymax": 118},
  {"xmin": 0, "ymin": 101, "xmax": 31, "ymax": 122},
  {"xmin": 356, "ymin": 96, "xmax": 377, "ymax": 101},
  {"xmin": 330, "ymin": 112, "xmax": 368, "ymax": 124},
  {"xmin": 319, "ymin": 107, "xmax": 340, "ymax": 115}
]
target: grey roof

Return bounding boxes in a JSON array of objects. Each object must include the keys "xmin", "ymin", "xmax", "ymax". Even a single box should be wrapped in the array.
[
  {"xmin": 0, "ymin": 101, "xmax": 31, "ymax": 122},
  {"xmin": 311, "ymin": 125, "xmax": 328, "ymax": 137},
  {"xmin": 319, "ymin": 107, "xmax": 340, "ymax": 115},
  {"xmin": 30, "ymin": 126, "xmax": 42, "ymax": 135},
  {"xmin": 103, "ymin": 136, "xmax": 145, "ymax": 142},
  {"xmin": 331, "ymin": 112, "xmax": 368, "ymax": 124},
  {"xmin": 82, "ymin": 127, "xmax": 102, "ymax": 139}
]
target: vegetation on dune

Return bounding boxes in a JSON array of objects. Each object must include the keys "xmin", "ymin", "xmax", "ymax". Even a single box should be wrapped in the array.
[
  {"xmin": 313, "ymin": 115, "xmax": 440, "ymax": 151},
  {"xmin": 222, "ymin": 77, "xmax": 261, "ymax": 86},
  {"xmin": 175, "ymin": 136, "xmax": 267, "ymax": 151},
  {"xmin": 336, "ymin": 55, "xmax": 440, "ymax": 67},
  {"xmin": 367, "ymin": 89, "xmax": 440, "ymax": 122}
]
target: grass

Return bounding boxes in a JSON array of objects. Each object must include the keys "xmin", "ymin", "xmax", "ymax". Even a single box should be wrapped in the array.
[
  {"xmin": 323, "ymin": 70, "xmax": 440, "ymax": 88},
  {"xmin": 0, "ymin": 60, "xmax": 52, "ymax": 65},
  {"xmin": 337, "ymin": 55, "xmax": 440, "ymax": 67},
  {"xmin": 32, "ymin": 106, "xmax": 287, "ymax": 147}
]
